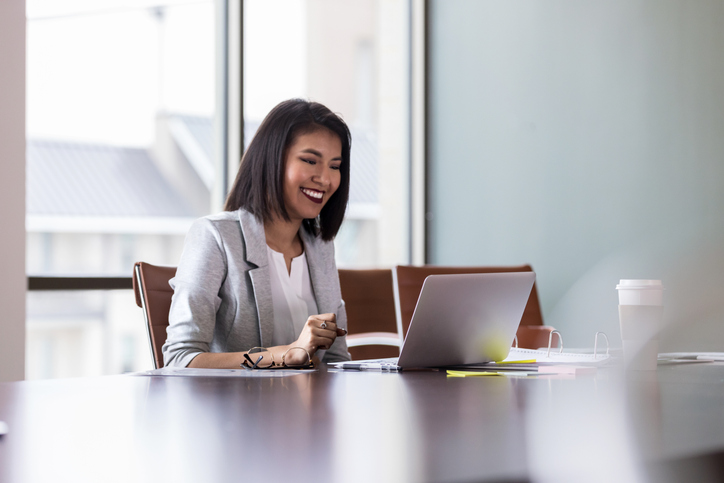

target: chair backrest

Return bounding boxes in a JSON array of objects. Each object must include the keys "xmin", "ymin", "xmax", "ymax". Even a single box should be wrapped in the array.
[
  {"xmin": 392, "ymin": 264, "xmax": 544, "ymax": 340},
  {"xmin": 133, "ymin": 262, "xmax": 177, "ymax": 369},
  {"xmin": 338, "ymin": 268, "xmax": 400, "ymax": 360}
]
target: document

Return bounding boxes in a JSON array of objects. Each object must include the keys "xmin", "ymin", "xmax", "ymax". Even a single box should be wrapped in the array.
[{"xmin": 132, "ymin": 367, "xmax": 314, "ymax": 378}]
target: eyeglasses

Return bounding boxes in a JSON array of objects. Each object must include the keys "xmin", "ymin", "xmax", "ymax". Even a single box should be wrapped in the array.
[
  {"xmin": 243, "ymin": 347, "xmax": 274, "ymax": 369},
  {"xmin": 241, "ymin": 347, "xmax": 314, "ymax": 370}
]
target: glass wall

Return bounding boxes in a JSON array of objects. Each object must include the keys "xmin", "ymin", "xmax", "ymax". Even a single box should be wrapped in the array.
[
  {"xmin": 243, "ymin": 0, "xmax": 411, "ymax": 268},
  {"xmin": 26, "ymin": 0, "xmax": 218, "ymax": 379},
  {"xmin": 26, "ymin": 0, "xmax": 413, "ymax": 379},
  {"xmin": 26, "ymin": 290, "xmax": 153, "ymax": 379}
]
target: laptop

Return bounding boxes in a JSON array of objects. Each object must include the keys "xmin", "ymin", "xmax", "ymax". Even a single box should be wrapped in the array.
[{"xmin": 331, "ymin": 271, "xmax": 536, "ymax": 371}]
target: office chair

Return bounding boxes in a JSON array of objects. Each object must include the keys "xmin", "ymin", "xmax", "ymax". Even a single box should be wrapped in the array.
[
  {"xmin": 392, "ymin": 265, "xmax": 556, "ymax": 350},
  {"xmin": 338, "ymin": 268, "xmax": 401, "ymax": 360},
  {"xmin": 133, "ymin": 262, "xmax": 176, "ymax": 369}
]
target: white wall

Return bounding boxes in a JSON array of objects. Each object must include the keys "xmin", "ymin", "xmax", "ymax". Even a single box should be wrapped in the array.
[
  {"xmin": 429, "ymin": 0, "xmax": 724, "ymax": 350},
  {"xmin": 0, "ymin": 0, "xmax": 27, "ymax": 381}
]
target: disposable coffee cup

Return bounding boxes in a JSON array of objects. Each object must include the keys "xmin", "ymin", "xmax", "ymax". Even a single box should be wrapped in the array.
[{"xmin": 616, "ymin": 280, "xmax": 664, "ymax": 370}]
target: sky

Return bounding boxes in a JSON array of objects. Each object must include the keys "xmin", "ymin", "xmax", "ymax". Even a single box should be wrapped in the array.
[{"xmin": 26, "ymin": 0, "xmax": 306, "ymax": 147}]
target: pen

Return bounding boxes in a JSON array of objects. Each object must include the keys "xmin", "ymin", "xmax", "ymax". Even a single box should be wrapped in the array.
[{"xmin": 343, "ymin": 363, "xmax": 399, "ymax": 372}]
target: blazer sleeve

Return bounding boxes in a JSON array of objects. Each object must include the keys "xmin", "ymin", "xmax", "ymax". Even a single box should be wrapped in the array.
[
  {"xmin": 163, "ymin": 218, "xmax": 228, "ymax": 368},
  {"xmin": 322, "ymin": 298, "xmax": 351, "ymax": 363},
  {"xmin": 316, "ymin": 242, "xmax": 351, "ymax": 363}
]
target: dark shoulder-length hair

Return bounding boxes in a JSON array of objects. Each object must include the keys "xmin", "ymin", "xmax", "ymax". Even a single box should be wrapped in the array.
[{"xmin": 224, "ymin": 99, "xmax": 351, "ymax": 241}]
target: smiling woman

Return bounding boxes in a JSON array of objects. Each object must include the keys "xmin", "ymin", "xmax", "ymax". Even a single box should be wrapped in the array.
[{"xmin": 163, "ymin": 99, "xmax": 353, "ymax": 369}]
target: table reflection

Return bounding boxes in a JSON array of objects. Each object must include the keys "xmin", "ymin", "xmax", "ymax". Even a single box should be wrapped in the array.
[{"xmin": 2, "ymin": 364, "xmax": 724, "ymax": 483}]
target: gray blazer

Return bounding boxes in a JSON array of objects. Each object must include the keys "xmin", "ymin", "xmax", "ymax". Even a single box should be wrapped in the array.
[{"xmin": 162, "ymin": 209, "xmax": 350, "ymax": 367}]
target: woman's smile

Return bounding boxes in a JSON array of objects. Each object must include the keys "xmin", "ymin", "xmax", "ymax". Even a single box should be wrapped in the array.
[{"xmin": 300, "ymin": 187, "xmax": 324, "ymax": 203}]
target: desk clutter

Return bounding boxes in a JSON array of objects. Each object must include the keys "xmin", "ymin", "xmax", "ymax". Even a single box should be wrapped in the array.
[{"xmin": 445, "ymin": 330, "xmax": 612, "ymax": 377}]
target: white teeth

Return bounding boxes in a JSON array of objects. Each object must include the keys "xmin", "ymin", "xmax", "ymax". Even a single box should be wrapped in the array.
[{"xmin": 302, "ymin": 189, "xmax": 323, "ymax": 199}]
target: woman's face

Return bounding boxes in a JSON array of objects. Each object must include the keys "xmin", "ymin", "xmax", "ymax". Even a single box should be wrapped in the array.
[{"xmin": 282, "ymin": 128, "xmax": 343, "ymax": 223}]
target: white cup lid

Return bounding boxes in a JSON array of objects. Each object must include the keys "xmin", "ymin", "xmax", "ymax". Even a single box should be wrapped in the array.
[{"xmin": 616, "ymin": 279, "xmax": 664, "ymax": 290}]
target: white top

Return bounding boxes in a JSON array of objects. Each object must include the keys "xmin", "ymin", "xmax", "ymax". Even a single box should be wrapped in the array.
[{"xmin": 266, "ymin": 246, "xmax": 319, "ymax": 347}]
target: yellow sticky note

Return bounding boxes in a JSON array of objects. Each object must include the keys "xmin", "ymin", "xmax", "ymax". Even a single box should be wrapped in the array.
[
  {"xmin": 495, "ymin": 359, "xmax": 537, "ymax": 364},
  {"xmin": 446, "ymin": 370, "xmax": 502, "ymax": 377}
]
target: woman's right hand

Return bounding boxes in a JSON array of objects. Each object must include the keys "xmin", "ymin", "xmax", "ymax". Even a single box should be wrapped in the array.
[{"xmin": 287, "ymin": 314, "xmax": 347, "ymax": 365}]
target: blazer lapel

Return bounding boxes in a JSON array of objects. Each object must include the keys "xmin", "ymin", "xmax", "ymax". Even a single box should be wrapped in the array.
[
  {"xmin": 238, "ymin": 210, "xmax": 274, "ymax": 347},
  {"xmin": 300, "ymin": 229, "xmax": 335, "ymax": 315}
]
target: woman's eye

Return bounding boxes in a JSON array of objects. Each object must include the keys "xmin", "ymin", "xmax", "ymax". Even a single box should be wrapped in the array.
[
  {"xmin": 301, "ymin": 158, "xmax": 316, "ymax": 165},
  {"xmin": 331, "ymin": 165, "xmax": 341, "ymax": 170}
]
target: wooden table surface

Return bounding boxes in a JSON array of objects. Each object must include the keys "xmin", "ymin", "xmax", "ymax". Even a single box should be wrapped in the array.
[{"xmin": 2, "ymin": 363, "xmax": 724, "ymax": 482}]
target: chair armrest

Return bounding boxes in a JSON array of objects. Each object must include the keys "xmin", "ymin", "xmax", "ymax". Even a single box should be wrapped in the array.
[{"xmin": 347, "ymin": 332, "xmax": 402, "ymax": 348}]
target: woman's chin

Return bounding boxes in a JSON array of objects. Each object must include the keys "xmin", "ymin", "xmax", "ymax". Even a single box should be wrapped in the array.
[{"xmin": 289, "ymin": 210, "xmax": 322, "ymax": 223}]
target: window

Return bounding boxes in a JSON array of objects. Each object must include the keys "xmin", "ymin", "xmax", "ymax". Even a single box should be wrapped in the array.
[
  {"xmin": 243, "ymin": 0, "xmax": 412, "ymax": 268},
  {"xmin": 26, "ymin": 0, "xmax": 416, "ymax": 379},
  {"xmin": 26, "ymin": 0, "xmax": 220, "ymax": 379}
]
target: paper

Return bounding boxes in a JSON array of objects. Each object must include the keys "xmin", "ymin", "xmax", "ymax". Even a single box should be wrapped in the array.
[
  {"xmin": 132, "ymin": 367, "xmax": 314, "ymax": 378},
  {"xmin": 502, "ymin": 347, "xmax": 611, "ymax": 365},
  {"xmin": 446, "ymin": 369, "xmax": 584, "ymax": 378},
  {"xmin": 537, "ymin": 365, "xmax": 596, "ymax": 375},
  {"xmin": 658, "ymin": 352, "xmax": 724, "ymax": 362}
]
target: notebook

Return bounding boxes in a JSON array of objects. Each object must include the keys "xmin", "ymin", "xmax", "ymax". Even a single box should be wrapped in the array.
[{"xmin": 331, "ymin": 271, "xmax": 536, "ymax": 371}]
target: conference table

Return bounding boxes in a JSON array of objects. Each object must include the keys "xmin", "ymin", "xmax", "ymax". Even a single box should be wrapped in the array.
[{"xmin": 1, "ymin": 362, "xmax": 724, "ymax": 482}]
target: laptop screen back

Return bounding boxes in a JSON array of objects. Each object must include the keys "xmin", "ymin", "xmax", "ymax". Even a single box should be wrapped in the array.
[{"xmin": 397, "ymin": 272, "xmax": 535, "ymax": 368}]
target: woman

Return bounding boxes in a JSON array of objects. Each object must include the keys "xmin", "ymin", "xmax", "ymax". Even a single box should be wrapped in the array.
[{"xmin": 163, "ymin": 99, "xmax": 351, "ymax": 368}]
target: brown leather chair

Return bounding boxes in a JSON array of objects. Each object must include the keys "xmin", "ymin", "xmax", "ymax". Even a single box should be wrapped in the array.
[
  {"xmin": 133, "ymin": 262, "xmax": 176, "ymax": 369},
  {"xmin": 514, "ymin": 325, "xmax": 558, "ymax": 350},
  {"xmin": 338, "ymin": 269, "xmax": 401, "ymax": 360},
  {"xmin": 392, "ymin": 265, "xmax": 556, "ymax": 350}
]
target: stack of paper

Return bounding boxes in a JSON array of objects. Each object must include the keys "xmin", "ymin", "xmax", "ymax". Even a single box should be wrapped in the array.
[
  {"xmin": 502, "ymin": 347, "xmax": 611, "ymax": 365},
  {"xmin": 445, "ymin": 347, "xmax": 611, "ymax": 378}
]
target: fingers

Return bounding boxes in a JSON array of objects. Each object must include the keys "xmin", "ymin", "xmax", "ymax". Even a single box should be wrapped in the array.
[
  {"xmin": 304, "ymin": 314, "xmax": 346, "ymax": 350},
  {"xmin": 308, "ymin": 314, "xmax": 338, "ymax": 332}
]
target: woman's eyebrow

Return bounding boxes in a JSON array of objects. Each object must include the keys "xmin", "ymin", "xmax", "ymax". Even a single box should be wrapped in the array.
[
  {"xmin": 300, "ymin": 148, "xmax": 322, "ymax": 157},
  {"xmin": 300, "ymin": 148, "xmax": 342, "ymax": 160}
]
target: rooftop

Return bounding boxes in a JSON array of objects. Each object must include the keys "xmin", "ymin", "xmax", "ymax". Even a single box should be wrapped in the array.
[
  {"xmin": 27, "ymin": 114, "xmax": 379, "ymax": 229},
  {"xmin": 27, "ymin": 139, "xmax": 195, "ymax": 218}
]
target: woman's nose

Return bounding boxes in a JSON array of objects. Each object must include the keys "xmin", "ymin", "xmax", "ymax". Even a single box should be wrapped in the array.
[{"xmin": 312, "ymin": 166, "xmax": 330, "ymax": 186}]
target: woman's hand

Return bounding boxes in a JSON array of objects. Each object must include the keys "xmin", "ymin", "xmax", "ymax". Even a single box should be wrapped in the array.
[
  {"xmin": 287, "ymin": 314, "xmax": 347, "ymax": 365},
  {"xmin": 192, "ymin": 315, "xmax": 347, "ymax": 369}
]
